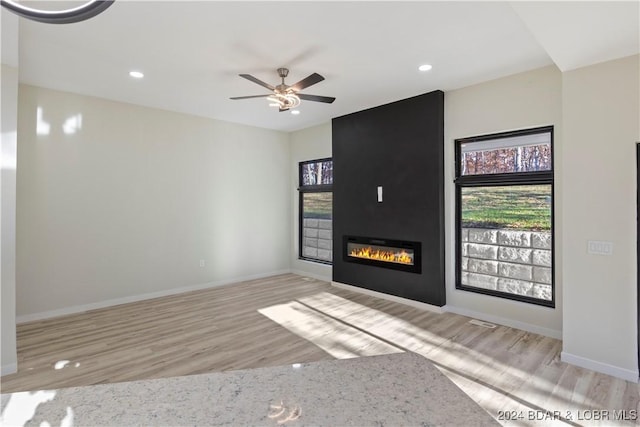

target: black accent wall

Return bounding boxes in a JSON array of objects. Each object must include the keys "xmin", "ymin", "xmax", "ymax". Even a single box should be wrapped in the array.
[{"xmin": 332, "ymin": 90, "xmax": 445, "ymax": 306}]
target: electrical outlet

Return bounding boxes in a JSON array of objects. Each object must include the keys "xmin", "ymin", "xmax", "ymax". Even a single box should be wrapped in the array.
[
  {"xmin": 199, "ymin": 260, "xmax": 206, "ymax": 267},
  {"xmin": 587, "ymin": 240, "xmax": 613, "ymax": 256}
]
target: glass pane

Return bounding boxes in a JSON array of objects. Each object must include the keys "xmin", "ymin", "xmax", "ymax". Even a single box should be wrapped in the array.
[
  {"xmin": 461, "ymin": 185, "xmax": 551, "ymax": 231},
  {"xmin": 301, "ymin": 192, "xmax": 332, "ymax": 263},
  {"xmin": 302, "ymin": 192, "xmax": 332, "ymax": 220},
  {"xmin": 460, "ymin": 132, "xmax": 551, "ymax": 176},
  {"xmin": 301, "ymin": 160, "xmax": 333, "ymax": 186},
  {"xmin": 460, "ymin": 185, "xmax": 552, "ymax": 301}
]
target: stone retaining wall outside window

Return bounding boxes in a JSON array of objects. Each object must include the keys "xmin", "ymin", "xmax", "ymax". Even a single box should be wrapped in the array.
[
  {"xmin": 302, "ymin": 218, "xmax": 332, "ymax": 262},
  {"xmin": 461, "ymin": 227, "xmax": 552, "ymax": 300}
]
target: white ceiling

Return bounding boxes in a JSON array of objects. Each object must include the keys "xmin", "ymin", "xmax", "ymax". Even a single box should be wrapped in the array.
[{"xmin": 6, "ymin": 1, "xmax": 640, "ymax": 132}]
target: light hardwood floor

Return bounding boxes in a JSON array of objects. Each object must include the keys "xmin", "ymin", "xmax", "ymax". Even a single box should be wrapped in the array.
[{"xmin": 2, "ymin": 273, "xmax": 638, "ymax": 425}]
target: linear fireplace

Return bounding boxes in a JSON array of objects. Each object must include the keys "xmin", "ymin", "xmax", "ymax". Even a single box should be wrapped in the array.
[{"xmin": 344, "ymin": 236, "xmax": 422, "ymax": 274}]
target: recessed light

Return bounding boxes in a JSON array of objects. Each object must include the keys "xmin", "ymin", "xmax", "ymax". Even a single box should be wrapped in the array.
[
  {"xmin": 129, "ymin": 71, "xmax": 144, "ymax": 79},
  {"xmin": 418, "ymin": 64, "xmax": 432, "ymax": 72},
  {"xmin": 291, "ymin": 110, "xmax": 300, "ymax": 115}
]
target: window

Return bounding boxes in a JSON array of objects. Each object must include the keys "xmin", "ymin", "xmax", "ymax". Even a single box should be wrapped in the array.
[
  {"xmin": 455, "ymin": 127, "xmax": 554, "ymax": 307},
  {"xmin": 299, "ymin": 158, "xmax": 333, "ymax": 264}
]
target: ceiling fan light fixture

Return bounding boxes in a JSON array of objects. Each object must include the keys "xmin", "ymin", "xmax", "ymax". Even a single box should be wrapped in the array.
[
  {"xmin": 267, "ymin": 93, "xmax": 300, "ymax": 109},
  {"xmin": 231, "ymin": 68, "xmax": 335, "ymax": 112},
  {"xmin": 284, "ymin": 93, "xmax": 301, "ymax": 108}
]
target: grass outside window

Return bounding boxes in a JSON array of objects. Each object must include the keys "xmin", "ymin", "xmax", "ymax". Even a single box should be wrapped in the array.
[{"xmin": 461, "ymin": 185, "xmax": 551, "ymax": 231}]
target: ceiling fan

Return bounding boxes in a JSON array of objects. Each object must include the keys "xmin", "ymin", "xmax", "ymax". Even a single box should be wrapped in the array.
[{"xmin": 230, "ymin": 68, "xmax": 336, "ymax": 112}]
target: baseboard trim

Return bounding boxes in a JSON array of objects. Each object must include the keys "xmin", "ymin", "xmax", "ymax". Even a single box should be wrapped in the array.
[
  {"xmin": 331, "ymin": 281, "xmax": 445, "ymax": 314},
  {"xmin": 443, "ymin": 305, "xmax": 562, "ymax": 339},
  {"xmin": 16, "ymin": 269, "xmax": 292, "ymax": 324},
  {"xmin": 290, "ymin": 269, "xmax": 332, "ymax": 282},
  {"xmin": 1, "ymin": 363, "xmax": 17, "ymax": 376},
  {"xmin": 561, "ymin": 351, "xmax": 639, "ymax": 383}
]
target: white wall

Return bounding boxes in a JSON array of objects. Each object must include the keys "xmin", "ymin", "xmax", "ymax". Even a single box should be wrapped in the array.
[
  {"xmin": 16, "ymin": 85, "xmax": 291, "ymax": 319},
  {"xmin": 444, "ymin": 65, "xmax": 563, "ymax": 338},
  {"xmin": 1, "ymin": 0, "xmax": 20, "ymax": 376},
  {"xmin": 1, "ymin": 64, "xmax": 18, "ymax": 375},
  {"xmin": 561, "ymin": 55, "xmax": 639, "ymax": 381},
  {"xmin": 289, "ymin": 122, "xmax": 332, "ymax": 281}
]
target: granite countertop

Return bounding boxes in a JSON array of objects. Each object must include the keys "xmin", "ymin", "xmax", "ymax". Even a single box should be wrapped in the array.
[{"xmin": 1, "ymin": 351, "xmax": 498, "ymax": 426}]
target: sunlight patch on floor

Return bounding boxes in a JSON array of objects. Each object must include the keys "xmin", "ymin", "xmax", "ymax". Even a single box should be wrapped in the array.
[
  {"xmin": 258, "ymin": 301, "xmax": 403, "ymax": 359},
  {"xmin": 298, "ymin": 292, "xmax": 502, "ymax": 366},
  {"xmin": 298, "ymin": 292, "xmax": 444, "ymax": 352}
]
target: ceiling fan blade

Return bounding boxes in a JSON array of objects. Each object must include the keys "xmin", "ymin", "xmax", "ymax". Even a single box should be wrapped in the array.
[
  {"xmin": 279, "ymin": 107, "xmax": 289, "ymax": 113},
  {"xmin": 290, "ymin": 73, "xmax": 324, "ymax": 91},
  {"xmin": 230, "ymin": 95, "xmax": 272, "ymax": 100},
  {"xmin": 239, "ymin": 74, "xmax": 275, "ymax": 91},
  {"xmin": 298, "ymin": 94, "xmax": 336, "ymax": 104}
]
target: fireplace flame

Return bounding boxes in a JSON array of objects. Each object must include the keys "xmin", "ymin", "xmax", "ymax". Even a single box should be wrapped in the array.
[{"xmin": 349, "ymin": 247, "xmax": 413, "ymax": 265}]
